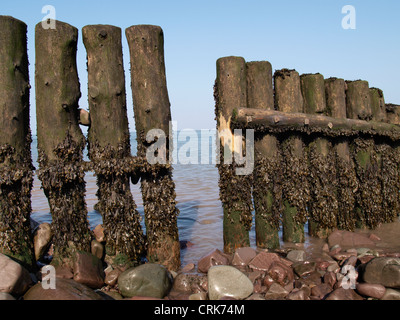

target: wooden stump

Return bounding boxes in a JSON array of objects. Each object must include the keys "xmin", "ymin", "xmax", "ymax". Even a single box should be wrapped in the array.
[
  {"xmin": 247, "ymin": 61, "xmax": 280, "ymax": 249},
  {"xmin": 126, "ymin": 25, "xmax": 180, "ymax": 270},
  {"xmin": 0, "ymin": 16, "xmax": 34, "ymax": 268},
  {"xmin": 274, "ymin": 69, "xmax": 309, "ymax": 243},
  {"xmin": 35, "ymin": 20, "xmax": 90, "ymax": 263},
  {"xmin": 346, "ymin": 80, "xmax": 381, "ymax": 229},
  {"xmin": 215, "ymin": 56, "xmax": 253, "ymax": 253},
  {"xmin": 325, "ymin": 77, "xmax": 358, "ymax": 231},
  {"xmin": 83, "ymin": 25, "xmax": 145, "ymax": 264},
  {"xmin": 302, "ymin": 73, "xmax": 338, "ymax": 238}
]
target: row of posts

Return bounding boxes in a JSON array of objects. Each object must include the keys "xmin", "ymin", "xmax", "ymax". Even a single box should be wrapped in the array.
[
  {"xmin": 0, "ymin": 16, "xmax": 180, "ymax": 271},
  {"xmin": 215, "ymin": 56, "xmax": 400, "ymax": 253}
]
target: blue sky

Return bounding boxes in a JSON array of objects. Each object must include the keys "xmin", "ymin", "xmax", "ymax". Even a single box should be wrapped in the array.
[{"xmin": 2, "ymin": 0, "xmax": 400, "ymax": 133}]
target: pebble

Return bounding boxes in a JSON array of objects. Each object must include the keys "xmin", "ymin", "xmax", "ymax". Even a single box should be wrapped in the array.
[
  {"xmin": 380, "ymin": 288, "xmax": 400, "ymax": 300},
  {"xmin": 207, "ymin": 265, "xmax": 253, "ymax": 300},
  {"xmin": 286, "ymin": 250, "xmax": 306, "ymax": 262},
  {"xmin": 0, "ymin": 253, "xmax": 32, "ymax": 296},
  {"xmin": 264, "ymin": 283, "xmax": 288, "ymax": 300},
  {"xmin": 231, "ymin": 247, "xmax": 257, "ymax": 266},
  {"xmin": 118, "ymin": 263, "xmax": 172, "ymax": 299},
  {"xmin": 24, "ymin": 278, "xmax": 102, "ymax": 300},
  {"xmin": 356, "ymin": 283, "xmax": 386, "ymax": 299},
  {"xmin": 33, "ymin": 223, "xmax": 52, "ymax": 261},
  {"xmin": 197, "ymin": 249, "xmax": 229, "ymax": 273},
  {"xmin": 361, "ymin": 257, "xmax": 400, "ymax": 288}
]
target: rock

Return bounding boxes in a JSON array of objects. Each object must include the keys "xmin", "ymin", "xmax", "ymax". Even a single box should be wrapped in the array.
[
  {"xmin": 356, "ymin": 283, "xmax": 386, "ymax": 299},
  {"xmin": 118, "ymin": 263, "xmax": 172, "ymax": 299},
  {"xmin": 93, "ymin": 224, "xmax": 105, "ymax": 243},
  {"xmin": 181, "ymin": 263, "xmax": 195, "ymax": 273},
  {"xmin": 328, "ymin": 230, "xmax": 375, "ymax": 248},
  {"xmin": 323, "ymin": 271, "xmax": 336, "ymax": 288},
  {"xmin": 0, "ymin": 292, "xmax": 15, "ymax": 300},
  {"xmin": 268, "ymin": 261, "xmax": 294, "ymax": 286},
  {"xmin": 91, "ymin": 240, "xmax": 104, "ymax": 260},
  {"xmin": 0, "ymin": 253, "xmax": 32, "ymax": 296},
  {"xmin": 72, "ymin": 252, "xmax": 105, "ymax": 289},
  {"xmin": 172, "ymin": 273, "xmax": 207, "ymax": 293},
  {"xmin": 54, "ymin": 265, "xmax": 73, "ymax": 279},
  {"xmin": 197, "ymin": 249, "xmax": 229, "ymax": 273},
  {"xmin": 293, "ymin": 261, "xmax": 316, "ymax": 278},
  {"xmin": 324, "ymin": 287, "xmax": 363, "ymax": 300},
  {"xmin": 342, "ymin": 255, "xmax": 358, "ymax": 268},
  {"xmin": 189, "ymin": 292, "xmax": 207, "ymax": 300},
  {"xmin": 103, "ymin": 290, "xmax": 123, "ymax": 300},
  {"xmin": 380, "ymin": 288, "xmax": 400, "ymax": 300},
  {"xmin": 207, "ymin": 265, "xmax": 253, "ymax": 300},
  {"xmin": 264, "ymin": 283, "xmax": 288, "ymax": 300},
  {"xmin": 231, "ymin": 247, "xmax": 257, "ymax": 266},
  {"xmin": 286, "ymin": 250, "xmax": 306, "ymax": 262},
  {"xmin": 361, "ymin": 257, "xmax": 400, "ymax": 288},
  {"xmin": 33, "ymin": 223, "xmax": 52, "ymax": 261},
  {"xmin": 248, "ymin": 252, "xmax": 281, "ymax": 271},
  {"xmin": 246, "ymin": 293, "xmax": 265, "ymax": 300},
  {"xmin": 23, "ymin": 278, "xmax": 102, "ymax": 300},
  {"xmin": 311, "ymin": 283, "xmax": 332, "ymax": 299},
  {"xmin": 286, "ymin": 288, "xmax": 307, "ymax": 300},
  {"xmin": 104, "ymin": 268, "xmax": 122, "ymax": 286},
  {"xmin": 78, "ymin": 108, "xmax": 91, "ymax": 126}
]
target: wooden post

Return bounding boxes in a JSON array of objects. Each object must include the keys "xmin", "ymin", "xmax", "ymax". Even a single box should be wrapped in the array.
[
  {"xmin": 346, "ymin": 80, "xmax": 381, "ymax": 229},
  {"xmin": 274, "ymin": 69, "xmax": 308, "ymax": 243},
  {"xmin": 247, "ymin": 61, "xmax": 280, "ymax": 249},
  {"xmin": 35, "ymin": 20, "xmax": 91, "ymax": 263},
  {"xmin": 126, "ymin": 25, "xmax": 180, "ymax": 270},
  {"xmin": 371, "ymin": 89, "xmax": 399, "ymax": 224},
  {"xmin": 325, "ymin": 78, "xmax": 358, "ymax": 231},
  {"xmin": 83, "ymin": 25, "xmax": 145, "ymax": 265},
  {"xmin": 214, "ymin": 56, "xmax": 253, "ymax": 253},
  {"xmin": 0, "ymin": 16, "xmax": 34, "ymax": 267},
  {"xmin": 301, "ymin": 73, "xmax": 338, "ymax": 238}
]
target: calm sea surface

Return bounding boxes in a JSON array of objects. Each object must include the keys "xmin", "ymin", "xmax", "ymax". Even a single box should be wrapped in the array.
[{"xmin": 30, "ymin": 131, "xmax": 400, "ymax": 266}]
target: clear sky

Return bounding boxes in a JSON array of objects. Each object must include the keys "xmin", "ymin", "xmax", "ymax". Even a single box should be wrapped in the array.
[{"xmin": 2, "ymin": 0, "xmax": 400, "ymax": 133}]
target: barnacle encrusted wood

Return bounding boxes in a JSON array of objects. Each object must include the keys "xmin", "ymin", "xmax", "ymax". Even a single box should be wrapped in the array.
[
  {"xmin": 302, "ymin": 73, "xmax": 338, "ymax": 238},
  {"xmin": 0, "ymin": 16, "xmax": 35, "ymax": 267},
  {"xmin": 346, "ymin": 80, "xmax": 382, "ymax": 229},
  {"xmin": 126, "ymin": 25, "xmax": 180, "ymax": 270},
  {"xmin": 325, "ymin": 77, "xmax": 358, "ymax": 231},
  {"xmin": 247, "ymin": 61, "xmax": 281, "ymax": 249},
  {"xmin": 35, "ymin": 20, "xmax": 90, "ymax": 262},
  {"xmin": 274, "ymin": 69, "xmax": 309, "ymax": 243},
  {"xmin": 215, "ymin": 56, "xmax": 253, "ymax": 253},
  {"xmin": 83, "ymin": 24, "xmax": 145, "ymax": 264}
]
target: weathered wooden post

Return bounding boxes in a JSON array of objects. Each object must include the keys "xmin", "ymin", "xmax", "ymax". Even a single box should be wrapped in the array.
[
  {"xmin": 274, "ymin": 69, "xmax": 309, "ymax": 243},
  {"xmin": 370, "ymin": 88, "xmax": 399, "ymax": 224},
  {"xmin": 325, "ymin": 78, "xmax": 358, "ymax": 230},
  {"xmin": 126, "ymin": 25, "xmax": 180, "ymax": 270},
  {"xmin": 35, "ymin": 20, "xmax": 91, "ymax": 264},
  {"xmin": 247, "ymin": 61, "xmax": 281, "ymax": 249},
  {"xmin": 214, "ymin": 56, "xmax": 253, "ymax": 253},
  {"xmin": 346, "ymin": 80, "xmax": 381, "ymax": 229},
  {"xmin": 83, "ymin": 25, "xmax": 145, "ymax": 265},
  {"xmin": 0, "ymin": 16, "xmax": 34, "ymax": 267},
  {"xmin": 301, "ymin": 73, "xmax": 338, "ymax": 238}
]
